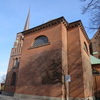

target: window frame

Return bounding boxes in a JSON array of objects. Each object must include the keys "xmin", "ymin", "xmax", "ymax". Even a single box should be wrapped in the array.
[
  {"xmin": 11, "ymin": 72, "xmax": 16, "ymax": 86},
  {"xmin": 29, "ymin": 35, "xmax": 50, "ymax": 49},
  {"xmin": 13, "ymin": 58, "xmax": 19, "ymax": 68},
  {"xmin": 83, "ymin": 42, "xmax": 88, "ymax": 53},
  {"xmin": 92, "ymin": 69, "xmax": 100, "ymax": 74}
]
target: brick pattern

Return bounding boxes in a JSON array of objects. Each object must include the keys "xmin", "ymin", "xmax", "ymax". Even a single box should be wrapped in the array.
[{"xmin": 5, "ymin": 18, "xmax": 94, "ymax": 99}]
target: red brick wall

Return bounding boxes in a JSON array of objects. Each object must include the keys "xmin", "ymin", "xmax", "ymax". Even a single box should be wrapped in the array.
[
  {"xmin": 67, "ymin": 26, "xmax": 93, "ymax": 98},
  {"xmin": 5, "ymin": 68, "xmax": 18, "ymax": 93},
  {"xmin": 15, "ymin": 24, "xmax": 67, "ymax": 97},
  {"xmin": 5, "ymin": 20, "xmax": 94, "ymax": 99},
  {"xmin": 68, "ymin": 27, "xmax": 84, "ymax": 98},
  {"xmin": 92, "ymin": 64, "xmax": 100, "ymax": 98},
  {"xmin": 93, "ymin": 75, "xmax": 100, "ymax": 98},
  {"xmin": 92, "ymin": 64, "xmax": 100, "ymax": 72},
  {"xmin": 5, "ymin": 33, "xmax": 22, "ymax": 93},
  {"xmin": 79, "ymin": 27, "xmax": 93, "ymax": 98}
]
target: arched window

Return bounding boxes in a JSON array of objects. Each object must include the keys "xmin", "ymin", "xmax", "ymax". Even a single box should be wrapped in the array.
[
  {"xmin": 92, "ymin": 69, "xmax": 99, "ymax": 74},
  {"xmin": 14, "ymin": 58, "xmax": 19, "ymax": 68},
  {"xmin": 33, "ymin": 36, "xmax": 48, "ymax": 47},
  {"xmin": 84, "ymin": 42, "xmax": 88, "ymax": 52},
  {"xmin": 11, "ymin": 72, "xmax": 16, "ymax": 86},
  {"xmin": 20, "ymin": 36, "xmax": 22, "ymax": 41}
]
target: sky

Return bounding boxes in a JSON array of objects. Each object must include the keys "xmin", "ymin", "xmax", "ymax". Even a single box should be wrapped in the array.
[{"xmin": 0, "ymin": 0, "xmax": 97, "ymax": 79}]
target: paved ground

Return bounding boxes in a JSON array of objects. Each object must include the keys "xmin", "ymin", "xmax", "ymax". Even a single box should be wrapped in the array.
[{"xmin": 0, "ymin": 94, "xmax": 34, "ymax": 100}]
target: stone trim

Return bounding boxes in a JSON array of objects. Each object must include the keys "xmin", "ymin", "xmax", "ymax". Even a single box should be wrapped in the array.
[
  {"xmin": 14, "ymin": 93, "xmax": 94, "ymax": 100},
  {"xmin": 67, "ymin": 20, "xmax": 90, "ymax": 44},
  {"xmin": 22, "ymin": 17, "xmax": 68, "ymax": 35},
  {"xmin": 17, "ymin": 33, "xmax": 23, "ymax": 36},
  {"xmin": 93, "ymin": 74, "xmax": 100, "ymax": 76},
  {"xmin": 14, "ymin": 93, "xmax": 62, "ymax": 100},
  {"xmin": 2, "ymin": 92, "xmax": 94, "ymax": 100},
  {"xmin": 2, "ymin": 91, "xmax": 14, "ymax": 96},
  {"xmin": 28, "ymin": 42, "xmax": 50, "ymax": 50},
  {"xmin": 21, "ymin": 17, "xmax": 89, "ymax": 44},
  {"xmin": 11, "ymin": 54, "xmax": 21, "ymax": 57},
  {"xmin": 68, "ymin": 96, "xmax": 94, "ymax": 100}
]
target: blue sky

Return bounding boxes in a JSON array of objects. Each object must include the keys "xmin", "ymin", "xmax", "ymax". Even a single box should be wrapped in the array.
[{"xmin": 0, "ymin": 0, "xmax": 96, "ymax": 78}]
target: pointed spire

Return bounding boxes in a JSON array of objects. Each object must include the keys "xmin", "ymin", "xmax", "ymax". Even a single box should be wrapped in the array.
[{"xmin": 24, "ymin": 9, "xmax": 30, "ymax": 31}]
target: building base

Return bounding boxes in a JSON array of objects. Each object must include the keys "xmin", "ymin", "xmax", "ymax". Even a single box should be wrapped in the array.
[
  {"xmin": 14, "ymin": 93, "xmax": 62, "ymax": 100},
  {"xmin": 2, "ymin": 91, "xmax": 14, "ymax": 96},
  {"xmin": 2, "ymin": 92, "xmax": 94, "ymax": 100},
  {"xmin": 68, "ymin": 97, "xmax": 94, "ymax": 100},
  {"xmin": 14, "ymin": 93, "xmax": 94, "ymax": 100}
]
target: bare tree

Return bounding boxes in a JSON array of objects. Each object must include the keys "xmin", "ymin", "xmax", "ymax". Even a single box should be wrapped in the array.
[
  {"xmin": 0, "ymin": 75, "xmax": 6, "ymax": 83},
  {"xmin": 81, "ymin": 0, "xmax": 100, "ymax": 29}
]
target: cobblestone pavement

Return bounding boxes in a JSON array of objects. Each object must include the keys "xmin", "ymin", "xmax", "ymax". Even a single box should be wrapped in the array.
[{"xmin": 0, "ymin": 94, "xmax": 34, "ymax": 100}]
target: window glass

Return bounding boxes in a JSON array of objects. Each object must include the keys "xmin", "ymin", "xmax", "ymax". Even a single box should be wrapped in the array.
[
  {"xmin": 14, "ymin": 58, "xmax": 19, "ymax": 68},
  {"xmin": 33, "ymin": 36, "xmax": 48, "ymax": 47},
  {"xmin": 84, "ymin": 42, "xmax": 88, "ymax": 52},
  {"xmin": 92, "ymin": 69, "xmax": 99, "ymax": 74}
]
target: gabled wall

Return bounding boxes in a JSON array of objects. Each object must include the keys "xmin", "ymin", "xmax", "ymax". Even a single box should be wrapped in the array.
[
  {"xmin": 15, "ymin": 23, "xmax": 68, "ymax": 99},
  {"xmin": 5, "ymin": 17, "xmax": 94, "ymax": 100}
]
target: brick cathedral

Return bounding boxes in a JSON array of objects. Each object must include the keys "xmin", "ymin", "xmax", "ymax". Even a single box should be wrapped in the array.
[{"xmin": 5, "ymin": 11, "xmax": 100, "ymax": 100}]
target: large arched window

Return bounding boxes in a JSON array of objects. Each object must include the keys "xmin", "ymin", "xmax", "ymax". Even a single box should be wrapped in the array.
[
  {"xmin": 33, "ymin": 36, "xmax": 48, "ymax": 47},
  {"xmin": 92, "ymin": 69, "xmax": 99, "ymax": 74},
  {"xmin": 84, "ymin": 42, "xmax": 88, "ymax": 53},
  {"xmin": 11, "ymin": 72, "xmax": 16, "ymax": 86}
]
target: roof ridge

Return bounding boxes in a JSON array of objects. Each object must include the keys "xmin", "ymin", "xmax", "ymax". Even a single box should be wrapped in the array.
[{"xmin": 22, "ymin": 16, "xmax": 68, "ymax": 35}]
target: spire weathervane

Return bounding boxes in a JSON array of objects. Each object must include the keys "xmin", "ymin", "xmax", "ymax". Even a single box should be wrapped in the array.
[{"xmin": 24, "ymin": 9, "xmax": 30, "ymax": 31}]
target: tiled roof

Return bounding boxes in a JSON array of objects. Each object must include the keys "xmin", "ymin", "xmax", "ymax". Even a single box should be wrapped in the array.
[{"xmin": 90, "ymin": 55, "xmax": 100, "ymax": 65}]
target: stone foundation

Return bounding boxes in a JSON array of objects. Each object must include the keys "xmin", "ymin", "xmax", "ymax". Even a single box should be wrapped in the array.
[
  {"xmin": 2, "ymin": 92, "xmax": 94, "ymax": 100},
  {"xmin": 14, "ymin": 93, "xmax": 94, "ymax": 100},
  {"xmin": 14, "ymin": 93, "xmax": 62, "ymax": 100},
  {"xmin": 2, "ymin": 91, "xmax": 14, "ymax": 96}
]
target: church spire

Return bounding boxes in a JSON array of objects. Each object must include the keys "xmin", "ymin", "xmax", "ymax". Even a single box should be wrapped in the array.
[{"xmin": 24, "ymin": 9, "xmax": 30, "ymax": 31}]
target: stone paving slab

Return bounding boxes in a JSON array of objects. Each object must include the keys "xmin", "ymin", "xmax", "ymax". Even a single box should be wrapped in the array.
[{"xmin": 0, "ymin": 94, "xmax": 34, "ymax": 100}]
